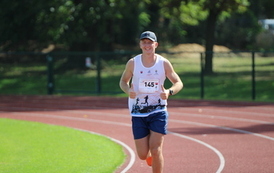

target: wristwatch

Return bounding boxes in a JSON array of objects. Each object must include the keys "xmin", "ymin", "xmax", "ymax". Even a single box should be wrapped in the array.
[{"xmin": 169, "ymin": 89, "xmax": 174, "ymax": 96}]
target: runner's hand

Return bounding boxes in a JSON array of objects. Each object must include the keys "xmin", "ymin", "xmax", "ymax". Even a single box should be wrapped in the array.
[
  {"xmin": 160, "ymin": 85, "xmax": 169, "ymax": 100},
  {"xmin": 129, "ymin": 85, "xmax": 136, "ymax": 99}
]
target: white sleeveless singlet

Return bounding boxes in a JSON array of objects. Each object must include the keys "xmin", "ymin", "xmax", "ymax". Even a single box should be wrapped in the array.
[{"xmin": 128, "ymin": 54, "xmax": 167, "ymax": 117}]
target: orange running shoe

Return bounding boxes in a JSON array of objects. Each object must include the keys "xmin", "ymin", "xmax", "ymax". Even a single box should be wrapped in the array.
[{"xmin": 146, "ymin": 156, "xmax": 152, "ymax": 166}]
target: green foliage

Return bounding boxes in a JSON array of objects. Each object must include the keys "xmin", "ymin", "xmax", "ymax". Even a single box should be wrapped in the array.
[
  {"xmin": 180, "ymin": 2, "xmax": 208, "ymax": 25},
  {"xmin": 0, "ymin": 0, "xmax": 273, "ymax": 52},
  {"xmin": 216, "ymin": 11, "xmax": 262, "ymax": 49},
  {"xmin": 0, "ymin": 0, "xmax": 143, "ymax": 51}
]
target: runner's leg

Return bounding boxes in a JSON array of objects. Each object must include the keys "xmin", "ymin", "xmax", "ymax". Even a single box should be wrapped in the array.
[
  {"xmin": 149, "ymin": 131, "xmax": 164, "ymax": 173},
  {"xmin": 134, "ymin": 134, "xmax": 150, "ymax": 160}
]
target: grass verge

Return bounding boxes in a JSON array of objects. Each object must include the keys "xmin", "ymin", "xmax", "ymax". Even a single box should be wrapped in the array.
[
  {"xmin": 0, "ymin": 53, "xmax": 273, "ymax": 102},
  {"xmin": 0, "ymin": 118, "xmax": 125, "ymax": 173}
]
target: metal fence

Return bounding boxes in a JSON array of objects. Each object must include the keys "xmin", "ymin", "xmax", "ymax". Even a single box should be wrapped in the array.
[{"xmin": 1, "ymin": 51, "xmax": 273, "ymax": 102}]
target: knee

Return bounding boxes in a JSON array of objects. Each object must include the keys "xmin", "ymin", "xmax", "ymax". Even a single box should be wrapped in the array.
[
  {"xmin": 138, "ymin": 153, "xmax": 148, "ymax": 160},
  {"xmin": 150, "ymin": 147, "xmax": 162, "ymax": 157}
]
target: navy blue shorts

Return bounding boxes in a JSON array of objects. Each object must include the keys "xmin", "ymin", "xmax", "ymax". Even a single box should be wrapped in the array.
[{"xmin": 131, "ymin": 111, "xmax": 168, "ymax": 140}]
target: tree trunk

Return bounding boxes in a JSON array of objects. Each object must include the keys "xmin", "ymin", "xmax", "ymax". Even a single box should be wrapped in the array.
[{"xmin": 204, "ymin": 9, "xmax": 218, "ymax": 74}]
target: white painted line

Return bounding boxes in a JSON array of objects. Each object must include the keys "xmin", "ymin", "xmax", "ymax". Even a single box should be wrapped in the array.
[
  {"xmin": 170, "ymin": 111, "xmax": 274, "ymax": 124},
  {"xmin": 73, "ymin": 128, "xmax": 135, "ymax": 173},
  {"xmin": 5, "ymin": 112, "xmax": 226, "ymax": 172},
  {"xmin": 7, "ymin": 111, "xmax": 274, "ymax": 141},
  {"xmin": 169, "ymin": 132, "xmax": 225, "ymax": 173},
  {"xmin": 110, "ymin": 138, "xmax": 136, "ymax": 173},
  {"xmin": 4, "ymin": 110, "xmax": 274, "ymax": 173},
  {"xmin": 176, "ymin": 107, "xmax": 274, "ymax": 117},
  {"xmin": 170, "ymin": 119, "xmax": 274, "ymax": 141},
  {"xmin": 10, "ymin": 111, "xmax": 131, "ymax": 127},
  {"xmin": 6, "ymin": 112, "xmax": 134, "ymax": 172},
  {"xmin": 65, "ymin": 109, "xmax": 274, "ymax": 126}
]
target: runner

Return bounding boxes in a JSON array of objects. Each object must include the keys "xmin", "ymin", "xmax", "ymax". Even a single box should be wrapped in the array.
[{"xmin": 119, "ymin": 31, "xmax": 183, "ymax": 173}]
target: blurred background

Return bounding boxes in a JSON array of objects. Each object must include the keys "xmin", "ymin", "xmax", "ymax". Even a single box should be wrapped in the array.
[{"xmin": 0, "ymin": 0, "xmax": 273, "ymax": 102}]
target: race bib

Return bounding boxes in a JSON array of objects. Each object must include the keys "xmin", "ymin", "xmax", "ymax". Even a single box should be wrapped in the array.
[{"xmin": 139, "ymin": 79, "xmax": 159, "ymax": 93}]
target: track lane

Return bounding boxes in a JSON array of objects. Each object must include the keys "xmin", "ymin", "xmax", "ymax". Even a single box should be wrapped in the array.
[{"xmin": 1, "ymin": 96, "xmax": 274, "ymax": 172}]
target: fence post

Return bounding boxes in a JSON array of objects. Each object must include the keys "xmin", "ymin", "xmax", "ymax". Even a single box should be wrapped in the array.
[
  {"xmin": 251, "ymin": 51, "xmax": 256, "ymax": 100},
  {"xmin": 47, "ymin": 55, "xmax": 54, "ymax": 95},
  {"xmin": 200, "ymin": 52, "xmax": 205, "ymax": 99},
  {"xmin": 96, "ymin": 53, "xmax": 101, "ymax": 94}
]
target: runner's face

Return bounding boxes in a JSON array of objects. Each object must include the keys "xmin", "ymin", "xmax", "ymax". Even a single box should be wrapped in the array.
[{"xmin": 140, "ymin": 39, "xmax": 158, "ymax": 54}]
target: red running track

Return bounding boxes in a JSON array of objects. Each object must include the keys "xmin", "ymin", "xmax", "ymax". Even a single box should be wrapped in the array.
[{"xmin": 0, "ymin": 95, "xmax": 274, "ymax": 173}]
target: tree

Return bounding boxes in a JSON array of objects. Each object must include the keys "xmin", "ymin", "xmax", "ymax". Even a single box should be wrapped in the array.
[
  {"xmin": 149, "ymin": 0, "xmax": 208, "ymax": 44},
  {"xmin": 193, "ymin": 0, "xmax": 249, "ymax": 74},
  {"xmin": 216, "ymin": 11, "xmax": 261, "ymax": 50},
  {"xmin": 0, "ymin": 0, "xmax": 144, "ymax": 52},
  {"xmin": 0, "ymin": 0, "xmax": 49, "ymax": 51},
  {"xmin": 161, "ymin": 0, "xmax": 250, "ymax": 73},
  {"xmin": 3, "ymin": 0, "xmax": 271, "ymax": 55},
  {"xmin": 0, "ymin": 0, "xmax": 78, "ymax": 51}
]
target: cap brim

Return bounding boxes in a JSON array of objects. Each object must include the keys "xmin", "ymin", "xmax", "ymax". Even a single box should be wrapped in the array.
[{"xmin": 140, "ymin": 37, "xmax": 156, "ymax": 42}]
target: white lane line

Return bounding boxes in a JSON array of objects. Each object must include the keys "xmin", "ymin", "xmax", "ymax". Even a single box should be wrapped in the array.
[
  {"xmin": 6, "ymin": 112, "xmax": 134, "ymax": 172},
  {"xmin": 6, "ymin": 111, "xmax": 225, "ymax": 172},
  {"xmin": 5, "ymin": 112, "xmax": 274, "ymax": 141},
  {"xmin": 110, "ymin": 138, "xmax": 135, "ymax": 173},
  {"xmin": 8, "ymin": 111, "xmax": 274, "ymax": 141},
  {"xmin": 43, "ymin": 109, "xmax": 274, "ymax": 125},
  {"xmin": 63, "ymin": 110, "xmax": 274, "ymax": 139},
  {"xmin": 169, "ymin": 132, "xmax": 225, "ymax": 173},
  {"xmin": 170, "ymin": 111, "xmax": 274, "ymax": 124},
  {"xmin": 170, "ymin": 119, "xmax": 274, "ymax": 141},
  {"xmin": 2, "ymin": 105, "xmax": 273, "ymax": 123},
  {"xmin": 11, "ymin": 111, "xmax": 131, "ymax": 127},
  {"xmin": 74, "ymin": 128, "xmax": 135, "ymax": 173},
  {"xmin": 60, "ymin": 108, "xmax": 274, "ymax": 125},
  {"xmin": 176, "ymin": 107, "xmax": 274, "ymax": 118}
]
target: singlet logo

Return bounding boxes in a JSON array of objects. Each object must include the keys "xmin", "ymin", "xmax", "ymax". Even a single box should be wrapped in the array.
[{"xmin": 131, "ymin": 95, "xmax": 165, "ymax": 114}]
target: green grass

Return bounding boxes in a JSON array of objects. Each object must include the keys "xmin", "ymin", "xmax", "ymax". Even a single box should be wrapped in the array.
[
  {"xmin": 0, "ymin": 52, "xmax": 273, "ymax": 102},
  {"xmin": 167, "ymin": 54, "xmax": 274, "ymax": 102},
  {"xmin": 0, "ymin": 63, "xmax": 47, "ymax": 95},
  {"xmin": 0, "ymin": 118, "xmax": 125, "ymax": 173}
]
